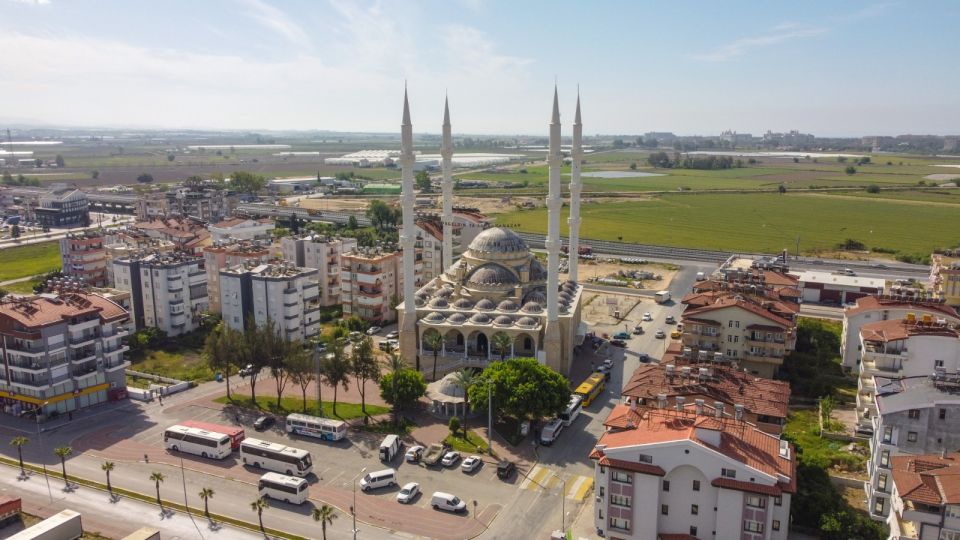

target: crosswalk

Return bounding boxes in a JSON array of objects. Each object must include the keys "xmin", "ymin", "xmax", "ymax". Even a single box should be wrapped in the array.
[{"xmin": 519, "ymin": 464, "xmax": 594, "ymax": 501}]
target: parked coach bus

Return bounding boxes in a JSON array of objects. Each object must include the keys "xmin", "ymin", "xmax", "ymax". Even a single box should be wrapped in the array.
[
  {"xmin": 286, "ymin": 413, "xmax": 347, "ymax": 441},
  {"xmin": 258, "ymin": 472, "xmax": 309, "ymax": 505},
  {"xmin": 163, "ymin": 425, "xmax": 232, "ymax": 460},
  {"xmin": 240, "ymin": 437, "xmax": 314, "ymax": 477},
  {"xmin": 180, "ymin": 420, "xmax": 245, "ymax": 450}
]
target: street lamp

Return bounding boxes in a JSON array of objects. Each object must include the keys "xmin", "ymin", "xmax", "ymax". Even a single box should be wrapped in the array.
[
  {"xmin": 352, "ymin": 467, "xmax": 366, "ymax": 540},
  {"xmin": 550, "ymin": 471, "xmax": 566, "ymax": 534}
]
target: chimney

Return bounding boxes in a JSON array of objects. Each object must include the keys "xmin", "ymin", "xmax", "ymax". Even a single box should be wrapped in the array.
[
  {"xmin": 714, "ymin": 401, "xmax": 724, "ymax": 419},
  {"xmin": 698, "ymin": 367, "xmax": 709, "ymax": 382},
  {"xmin": 657, "ymin": 393, "xmax": 667, "ymax": 409},
  {"xmin": 676, "ymin": 396, "xmax": 685, "ymax": 413},
  {"xmin": 735, "ymin": 404, "xmax": 744, "ymax": 421},
  {"xmin": 695, "ymin": 399, "xmax": 704, "ymax": 416},
  {"xmin": 682, "ymin": 366, "xmax": 692, "ymax": 380},
  {"xmin": 665, "ymin": 364, "xmax": 675, "ymax": 381}
]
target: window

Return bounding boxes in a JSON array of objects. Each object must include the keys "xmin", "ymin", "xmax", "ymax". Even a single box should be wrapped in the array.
[
  {"xmin": 880, "ymin": 450, "xmax": 890, "ymax": 467},
  {"xmin": 662, "ymin": 480, "xmax": 670, "ymax": 492},
  {"xmin": 661, "ymin": 504, "xmax": 669, "ymax": 515},
  {"xmin": 690, "ymin": 526, "xmax": 698, "ymax": 536},
  {"xmin": 597, "ymin": 507, "xmax": 603, "ymax": 519},
  {"xmin": 612, "ymin": 471, "xmax": 632, "ymax": 484},
  {"xmin": 599, "ymin": 466, "xmax": 605, "ymax": 475},
  {"xmin": 936, "ymin": 359, "xmax": 945, "ymax": 368},
  {"xmin": 878, "ymin": 473, "xmax": 888, "ymax": 492},
  {"xmin": 941, "ymin": 532, "xmax": 960, "ymax": 540},
  {"xmin": 743, "ymin": 520, "xmax": 764, "ymax": 533},
  {"xmin": 745, "ymin": 495, "xmax": 765, "ymax": 508},
  {"xmin": 610, "ymin": 494, "xmax": 631, "ymax": 508},
  {"xmin": 638, "ymin": 454, "xmax": 653, "ymax": 464},
  {"xmin": 907, "ymin": 431, "xmax": 918, "ymax": 443},
  {"xmin": 873, "ymin": 498, "xmax": 885, "ymax": 515},
  {"xmin": 691, "ymin": 504, "xmax": 699, "ymax": 515},
  {"xmin": 909, "ymin": 409, "xmax": 920, "ymax": 419},
  {"xmin": 772, "ymin": 520, "xmax": 781, "ymax": 531},
  {"xmin": 774, "ymin": 495, "xmax": 782, "ymax": 506},
  {"xmin": 609, "ymin": 517, "xmax": 630, "ymax": 531},
  {"xmin": 941, "ymin": 408, "xmax": 948, "ymax": 420},
  {"xmin": 882, "ymin": 426, "xmax": 892, "ymax": 443},
  {"xmin": 598, "ymin": 486, "xmax": 604, "ymax": 497},
  {"xmin": 693, "ymin": 480, "xmax": 701, "ymax": 491},
  {"xmin": 947, "ymin": 505, "xmax": 960, "ymax": 519},
  {"xmin": 722, "ymin": 468, "xmax": 737, "ymax": 479}
]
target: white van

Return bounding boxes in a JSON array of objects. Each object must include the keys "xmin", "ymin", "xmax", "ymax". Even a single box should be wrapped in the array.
[
  {"xmin": 431, "ymin": 491, "xmax": 467, "ymax": 513},
  {"xmin": 540, "ymin": 418, "xmax": 564, "ymax": 446},
  {"xmin": 379, "ymin": 434, "xmax": 402, "ymax": 462},
  {"xmin": 359, "ymin": 469, "xmax": 397, "ymax": 492}
]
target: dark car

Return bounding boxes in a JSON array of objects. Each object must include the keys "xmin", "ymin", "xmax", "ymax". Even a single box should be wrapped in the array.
[
  {"xmin": 610, "ymin": 339, "xmax": 627, "ymax": 348},
  {"xmin": 638, "ymin": 353, "xmax": 651, "ymax": 362},
  {"xmin": 253, "ymin": 416, "xmax": 274, "ymax": 431},
  {"xmin": 497, "ymin": 460, "xmax": 516, "ymax": 480}
]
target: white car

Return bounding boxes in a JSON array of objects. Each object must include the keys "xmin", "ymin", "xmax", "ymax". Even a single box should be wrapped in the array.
[
  {"xmin": 655, "ymin": 330, "xmax": 666, "ymax": 339},
  {"xmin": 366, "ymin": 326, "xmax": 382, "ymax": 336},
  {"xmin": 385, "ymin": 331, "xmax": 400, "ymax": 340},
  {"xmin": 642, "ymin": 312, "xmax": 653, "ymax": 321},
  {"xmin": 397, "ymin": 482, "xmax": 420, "ymax": 504},
  {"xmin": 405, "ymin": 445, "xmax": 424, "ymax": 463},
  {"xmin": 441, "ymin": 451, "xmax": 461, "ymax": 467},
  {"xmin": 665, "ymin": 315, "xmax": 676, "ymax": 324},
  {"xmin": 461, "ymin": 455, "xmax": 482, "ymax": 473}
]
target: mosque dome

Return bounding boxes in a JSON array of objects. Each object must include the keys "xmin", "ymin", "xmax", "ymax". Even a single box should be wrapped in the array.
[
  {"xmin": 523, "ymin": 290, "xmax": 547, "ymax": 305},
  {"xmin": 447, "ymin": 312, "xmax": 467, "ymax": 325},
  {"xmin": 467, "ymin": 227, "xmax": 529, "ymax": 255},
  {"xmin": 428, "ymin": 297, "xmax": 449, "ymax": 309},
  {"xmin": 424, "ymin": 312, "xmax": 446, "ymax": 323},
  {"xmin": 529, "ymin": 259, "xmax": 548, "ymax": 281},
  {"xmin": 517, "ymin": 316, "xmax": 538, "ymax": 327},
  {"xmin": 493, "ymin": 315, "xmax": 514, "ymax": 327},
  {"xmin": 466, "ymin": 264, "xmax": 518, "ymax": 286},
  {"xmin": 475, "ymin": 298, "xmax": 496, "ymax": 311},
  {"xmin": 497, "ymin": 300, "xmax": 520, "ymax": 312},
  {"xmin": 469, "ymin": 313, "xmax": 492, "ymax": 324},
  {"xmin": 453, "ymin": 298, "xmax": 474, "ymax": 310},
  {"xmin": 435, "ymin": 287, "xmax": 454, "ymax": 298},
  {"xmin": 521, "ymin": 301, "xmax": 543, "ymax": 314}
]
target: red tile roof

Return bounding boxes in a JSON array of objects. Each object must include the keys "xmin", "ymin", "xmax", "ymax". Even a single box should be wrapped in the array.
[
  {"xmin": 891, "ymin": 453, "xmax": 960, "ymax": 505},
  {"xmin": 594, "ymin": 456, "xmax": 666, "ymax": 477},
  {"xmin": 0, "ymin": 293, "xmax": 128, "ymax": 329},
  {"xmin": 683, "ymin": 296, "xmax": 793, "ymax": 328},
  {"xmin": 711, "ymin": 478, "xmax": 782, "ymax": 496},
  {"xmin": 846, "ymin": 296, "xmax": 960, "ymax": 319},
  {"xmin": 861, "ymin": 318, "xmax": 960, "ymax": 343}
]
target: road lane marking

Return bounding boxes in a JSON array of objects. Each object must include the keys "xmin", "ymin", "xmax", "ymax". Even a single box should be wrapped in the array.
[{"xmin": 567, "ymin": 475, "xmax": 593, "ymax": 501}]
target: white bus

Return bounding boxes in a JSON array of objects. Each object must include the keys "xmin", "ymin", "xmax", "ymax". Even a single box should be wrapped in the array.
[
  {"xmin": 559, "ymin": 395, "xmax": 583, "ymax": 427},
  {"xmin": 258, "ymin": 472, "xmax": 310, "ymax": 505},
  {"xmin": 163, "ymin": 425, "xmax": 232, "ymax": 460},
  {"xmin": 240, "ymin": 438, "xmax": 314, "ymax": 477},
  {"xmin": 286, "ymin": 413, "xmax": 348, "ymax": 441}
]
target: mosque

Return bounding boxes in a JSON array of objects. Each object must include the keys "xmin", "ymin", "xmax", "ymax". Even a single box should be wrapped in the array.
[{"xmin": 397, "ymin": 87, "xmax": 587, "ymax": 378}]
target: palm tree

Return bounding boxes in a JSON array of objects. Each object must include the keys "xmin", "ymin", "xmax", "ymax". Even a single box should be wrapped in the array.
[
  {"xmin": 424, "ymin": 331, "xmax": 443, "ymax": 382},
  {"xmin": 10, "ymin": 436, "xmax": 28, "ymax": 476},
  {"xmin": 311, "ymin": 504, "xmax": 338, "ymax": 540},
  {"xmin": 251, "ymin": 497, "xmax": 269, "ymax": 533},
  {"xmin": 150, "ymin": 472, "xmax": 165, "ymax": 509},
  {"xmin": 387, "ymin": 351, "xmax": 405, "ymax": 426},
  {"xmin": 451, "ymin": 369, "xmax": 475, "ymax": 438},
  {"xmin": 101, "ymin": 461, "xmax": 115, "ymax": 498},
  {"xmin": 199, "ymin": 487, "xmax": 214, "ymax": 519},
  {"xmin": 492, "ymin": 333, "xmax": 512, "ymax": 361},
  {"xmin": 54, "ymin": 446, "xmax": 72, "ymax": 488}
]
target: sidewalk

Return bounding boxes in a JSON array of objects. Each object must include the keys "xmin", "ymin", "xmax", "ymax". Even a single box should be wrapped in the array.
[{"xmin": 407, "ymin": 408, "xmax": 538, "ymax": 471}]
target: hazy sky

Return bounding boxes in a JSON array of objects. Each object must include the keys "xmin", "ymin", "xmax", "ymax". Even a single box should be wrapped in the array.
[{"xmin": 1, "ymin": 0, "xmax": 958, "ymax": 136}]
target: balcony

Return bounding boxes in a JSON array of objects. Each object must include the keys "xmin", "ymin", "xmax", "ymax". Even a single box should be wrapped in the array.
[
  {"xmin": 102, "ymin": 344, "xmax": 129, "ymax": 357},
  {"xmin": 69, "ymin": 333, "xmax": 98, "ymax": 347},
  {"xmin": 356, "ymin": 287, "xmax": 383, "ymax": 297},
  {"xmin": 5, "ymin": 341, "xmax": 45, "ymax": 355},
  {"xmin": 104, "ymin": 359, "xmax": 130, "ymax": 372},
  {"xmin": 6, "ymin": 360, "xmax": 47, "ymax": 373},
  {"xmin": 70, "ymin": 349, "xmax": 97, "ymax": 365},
  {"xmin": 861, "ymin": 352, "xmax": 906, "ymax": 375},
  {"xmin": 746, "ymin": 335, "xmax": 785, "ymax": 345},
  {"xmin": 71, "ymin": 364, "xmax": 99, "ymax": 378},
  {"xmin": 901, "ymin": 501, "xmax": 941, "ymax": 526},
  {"xmin": 744, "ymin": 352, "xmax": 785, "ymax": 365},
  {"xmin": 68, "ymin": 318, "xmax": 99, "ymax": 332},
  {"xmin": 327, "ymin": 264, "xmax": 339, "ymax": 275}
]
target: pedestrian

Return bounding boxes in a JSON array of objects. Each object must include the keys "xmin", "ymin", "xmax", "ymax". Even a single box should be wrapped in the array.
[
  {"xmin": 158, "ymin": 394, "xmax": 163, "ymax": 405},
  {"xmin": 144, "ymin": 454, "xmax": 149, "ymax": 463}
]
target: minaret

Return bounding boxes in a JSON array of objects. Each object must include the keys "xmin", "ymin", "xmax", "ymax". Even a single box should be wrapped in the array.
[
  {"xmin": 441, "ymin": 95, "xmax": 454, "ymax": 272},
  {"xmin": 542, "ymin": 86, "xmax": 563, "ymax": 369},
  {"xmin": 568, "ymin": 91, "xmax": 583, "ymax": 282},
  {"xmin": 398, "ymin": 86, "xmax": 418, "ymax": 366}
]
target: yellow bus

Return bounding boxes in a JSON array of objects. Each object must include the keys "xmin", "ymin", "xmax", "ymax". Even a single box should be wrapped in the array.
[{"xmin": 574, "ymin": 373, "xmax": 606, "ymax": 407}]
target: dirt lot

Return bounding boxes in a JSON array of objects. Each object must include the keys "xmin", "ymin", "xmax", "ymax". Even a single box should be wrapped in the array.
[
  {"xmin": 562, "ymin": 260, "xmax": 677, "ymax": 291},
  {"xmin": 579, "ymin": 291, "xmax": 650, "ymax": 326}
]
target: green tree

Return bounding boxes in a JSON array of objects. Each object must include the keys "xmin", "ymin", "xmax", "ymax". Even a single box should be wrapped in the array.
[
  {"xmin": 647, "ymin": 151, "xmax": 671, "ymax": 168},
  {"xmin": 467, "ymin": 358, "xmax": 570, "ymax": 423},
  {"xmin": 102, "ymin": 461, "xmax": 115, "ymax": 498},
  {"xmin": 230, "ymin": 171, "xmax": 267, "ymax": 194},
  {"xmin": 54, "ymin": 446, "xmax": 73, "ymax": 488},
  {"xmin": 351, "ymin": 336, "xmax": 380, "ymax": 415},
  {"xmin": 10, "ymin": 436, "xmax": 28, "ymax": 476},
  {"xmin": 492, "ymin": 333, "xmax": 512, "ymax": 362},
  {"xmin": 91, "ymin": 170, "xmax": 99, "ymax": 179},
  {"xmin": 55, "ymin": 154, "xmax": 65, "ymax": 167},
  {"xmin": 451, "ymin": 369, "xmax": 475, "ymax": 437},
  {"xmin": 10, "ymin": 224, "xmax": 19, "ymax": 239},
  {"xmin": 628, "ymin": 162, "xmax": 637, "ymax": 170},
  {"xmin": 379, "ymin": 367, "xmax": 426, "ymax": 420},
  {"xmin": 150, "ymin": 471, "xmax": 165, "ymax": 509},
  {"xmin": 287, "ymin": 346, "xmax": 317, "ymax": 414},
  {"xmin": 415, "ymin": 170, "xmax": 432, "ymax": 192},
  {"xmin": 1, "ymin": 171, "xmax": 12, "ymax": 184},
  {"xmin": 778, "ymin": 184, "xmax": 787, "ymax": 195},
  {"xmin": 167, "ymin": 153, "xmax": 175, "ymax": 162},
  {"xmin": 311, "ymin": 504, "xmax": 338, "ymax": 540},
  {"xmin": 137, "ymin": 173, "xmax": 154, "ymax": 183},
  {"xmin": 199, "ymin": 487, "xmax": 214, "ymax": 519},
  {"xmin": 866, "ymin": 184, "xmax": 880, "ymax": 193},
  {"xmin": 251, "ymin": 497, "xmax": 269, "ymax": 533},
  {"xmin": 448, "ymin": 416, "xmax": 461, "ymax": 436},
  {"xmin": 347, "ymin": 215, "xmax": 358, "ymax": 230},
  {"xmin": 844, "ymin": 166, "xmax": 857, "ymax": 175},
  {"xmin": 322, "ymin": 339, "xmax": 351, "ymax": 416},
  {"xmin": 366, "ymin": 199, "xmax": 397, "ymax": 231},
  {"xmin": 203, "ymin": 322, "xmax": 237, "ymax": 399},
  {"xmin": 259, "ymin": 320, "xmax": 291, "ymax": 409},
  {"xmin": 424, "ymin": 331, "xmax": 442, "ymax": 380}
]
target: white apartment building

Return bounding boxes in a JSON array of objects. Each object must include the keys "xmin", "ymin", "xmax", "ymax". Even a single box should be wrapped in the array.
[
  {"xmin": 220, "ymin": 262, "xmax": 320, "ymax": 342},
  {"xmin": 590, "ymin": 404, "xmax": 795, "ymax": 540},
  {"xmin": 341, "ymin": 248, "xmax": 403, "ymax": 324},
  {"xmin": 841, "ymin": 295, "xmax": 959, "ymax": 370},
  {"xmin": 203, "ymin": 240, "xmax": 272, "ymax": 314},
  {"xmin": 280, "ymin": 234, "xmax": 357, "ymax": 307},
  {"xmin": 208, "ymin": 217, "xmax": 275, "ymax": 243},
  {"xmin": 887, "ymin": 452, "xmax": 960, "ymax": 540},
  {"xmin": 113, "ymin": 252, "xmax": 209, "ymax": 336},
  {"xmin": 60, "ymin": 230, "xmax": 108, "ymax": 287}
]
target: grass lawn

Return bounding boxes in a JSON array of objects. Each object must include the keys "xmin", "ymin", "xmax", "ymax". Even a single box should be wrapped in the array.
[
  {"xmin": 125, "ymin": 374, "xmax": 155, "ymax": 389},
  {"xmin": 784, "ymin": 409, "xmax": 866, "ymax": 474},
  {"xmin": 129, "ymin": 349, "xmax": 214, "ymax": 382},
  {"xmin": 214, "ymin": 395, "xmax": 388, "ymax": 421},
  {"xmin": 2, "ymin": 277, "xmax": 42, "ymax": 294},
  {"xmin": 495, "ymin": 192, "xmax": 960, "ymax": 256},
  {"xmin": 0, "ymin": 241, "xmax": 61, "ymax": 282},
  {"xmin": 443, "ymin": 429, "xmax": 492, "ymax": 455}
]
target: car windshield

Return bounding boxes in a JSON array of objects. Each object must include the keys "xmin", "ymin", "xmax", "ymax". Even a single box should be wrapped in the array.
[{"xmin": 451, "ymin": 497, "xmax": 461, "ymax": 505}]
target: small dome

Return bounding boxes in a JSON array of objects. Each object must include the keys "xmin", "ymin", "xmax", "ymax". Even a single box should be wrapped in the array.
[
  {"xmin": 475, "ymin": 298, "xmax": 496, "ymax": 311},
  {"xmin": 469, "ymin": 313, "xmax": 492, "ymax": 324},
  {"xmin": 516, "ymin": 316, "xmax": 538, "ymax": 327},
  {"xmin": 428, "ymin": 297, "xmax": 449, "ymax": 308},
  {"xmin": 523, "ymin": 290, "xmax": 547, "ymax": 305},
  {"xmin": 521, "ymin": 301, "xmax": 543, "ymax": 313},
  {"xmin": 497, "ymin": 299, "xmax": 519, "ymax": 312},
  {"xmin": 436, "ymin": 372, "xmax": 466, "ymax": 398},
  {"xmin": 467, "ymin": 264, "xmax": 518, "ymax": 286},
  {"xmin": 453, "ymin": 298, "xmax": 474, "ymax": 310},
  {"xmin": 564, "ymin": 279, "xmax": 578, "ymax": 289},
  {"xmin": 467, "ymin": 227, "xmax": 529, "ymax": 254},
  {"xmin": 559, "ymin": 304, "xmax": 570, "ymax": 314},
  {"xmin": 415, "ymin": 295, "xmax": 427, "ymax": 307},
  {"xmin": 493, "ymin": 315, "xmax": 514, "ymax": 327},
  {"xmin": 423, "ymin": 312, "xmax": 446, "ymax": 323},
  {"xmin": 435, "ymin": 287, "xmax": 453, "ymax": 298},
  {"xmin": 559, "ymin": 291, "xmax": 573, "ymax": 301},
  {"xmin": 529, "ymin": 259, "xmax": 548, "ymax": 281},
  {"xmin": 447, "ymin": 312, "xmax": 467, "ymax": 325}
]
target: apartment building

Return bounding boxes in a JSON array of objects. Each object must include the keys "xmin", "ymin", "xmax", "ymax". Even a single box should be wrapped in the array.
[
  {"xmin": 590, "ymin": 404, "xmax": 795, "ymax": 539},
  {"xmin": 135, "ymin": 193, "xmax": 170, "ymax": 221},
  {"xmin": 415, "ymin": 218, "xmax": 444, "ymax": 282},
  {"xmin": 131, "ymin": 217, "xmax": 211, "ymax": 254},
  {"xmin": 0, "ymin": 291, "xmax": 130, "ymax": 418},
  {"xmin": 866, "ymin": 374, "xmax": 960, "ymax": 521},
  {"xmin": 341, "ymin": 247, "xmax": 403, "ymax": 323},
  {"xmin": 887, "ymin": 452, "xmax": 960, "ymax": 540},
  {"xmin": 842, "ymin": 295, "xmax": 959, "ymax": 370},
  {"xmin": 203, "ymin": 240, "xmax": 272, "ymax": 314},
  {"xmin": 60, "ymin": 230, "xmax": 108, "ymax": 287},
  {"xmin": 621, "ymin": 361, "xmax": 791, "ymax": 434},
  {"xmin": 162, "ymin": 185, "xmax": 237, "ymax": 222},
  {"xmin": 931, "ymin": 254, "xmax": 960, "ymax": 307},
  {"xmin": 280, "ymin": 234, "xmax": 357, "ymax": 307},
  {"xmin": 102, "ymin": 231, "xmax": 176, "ymax": 287},
  {"xmin": 113, "ymin": 252, "xmax": 208, "ymax": 336},
  {"xmin": 219, "ymin": 262, "xmax": 320, "ymax": 342},
  {"xmin": 208, "ymin": 217, "xmax": 275, "ymax": 243},
  {"xmin": 35, "ymin": 186, "xmax": 89, "ymax": 228}
]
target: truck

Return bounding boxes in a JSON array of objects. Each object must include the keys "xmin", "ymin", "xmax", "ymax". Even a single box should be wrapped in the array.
[
  {"xmin": 654, "ymin": 290, "xmax": 671, "ymax": 304},
  {"xmin": 423, "ymin": 443, "xmax": 447, "ymax": 466},
  {"xmin": 560, "ymin": 244, "xmax": 592, "ymax": 256}
]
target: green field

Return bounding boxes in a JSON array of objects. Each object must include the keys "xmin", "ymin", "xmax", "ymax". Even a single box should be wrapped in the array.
[
  {"xmin": 0, "ymin": 241, "xmax": 61, "ymax": 282},
  {"xmin": 495, "ymin": 192, "xmax": 960, "ymax": 256}
]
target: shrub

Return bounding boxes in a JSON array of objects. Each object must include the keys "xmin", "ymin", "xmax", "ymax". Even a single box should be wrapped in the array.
[
  {"xmin": 448, "ymin": 416, "xmax": 461, "ymax": 436},
  {"xmin": 865, "ymin": 184, "xmax": 880, "ymax": 193}
]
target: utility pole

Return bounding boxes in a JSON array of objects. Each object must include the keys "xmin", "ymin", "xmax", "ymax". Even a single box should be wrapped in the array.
[{"xmin": 487, "ymin": 382, "xmax": 492, "ymax": 455}]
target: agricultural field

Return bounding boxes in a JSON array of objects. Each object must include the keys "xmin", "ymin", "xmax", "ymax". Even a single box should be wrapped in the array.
[
  {"xmin": 494, "ymin": 192, "xmax": 960, "ymax": 257},
  {"xmin": 0, "ymin": 241, "xmax": 61, "ymax": 282}
]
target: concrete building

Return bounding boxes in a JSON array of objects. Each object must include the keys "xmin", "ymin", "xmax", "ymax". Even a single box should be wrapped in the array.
[
  {"xmin": 102, "ymin": 230, "xmax": 176, "ymax": 287},
  {"xmin": 131, "ymin": 217, "xmax": 211, "ymax": 254},
  {"xmin": 341, "ymin": 247, "xmax": 403, "ymax": 324},
  {"xmin": 414, "ymin": 218, "xmax": 444, "ymax": 282},
  {"xmin": 203, "ymin": 240, "xmax": 272, "ymax": 314},
  {"xmin": 590, "ymin": 405, "xmax": 795, "ymax": 539},
  {"xmin": 60, "ymin": 230, "xmax": 108, "ymax": 287},
  {"xmin": 931, "ymin": 254, "xmax": 960, "ymax": 307},
  {"xmin": 280, "ymin": 234, "xmax": 357, "ymax": 307},
  {"xmin": 112, "ymin": 252, "xmax": 208, "ymax": 336},
  {"xmin": 135, "ymin": 193, "xmax": 170, "ymax": 220},
  {"xmin": 887, "ymin": 451, "xmax": 960, "ymax": 540},
  {"xmin": 867, "ymin": 374, "xmax": 960, "ymax": 521},
  {"xmin": 35, "ymin": 186, "xmax": 89, "ymax": 228},
  {"xmin": 208, "ymin": 217, "xmax": 275, "ymax": 243},
  {"xmin": 792, "ymin": 270, "xmax": 884, "ymax": 305},
  {"xmin": 164, "ymin": 185, "xmax": 237, "ymax": 222},
  {"xmin": 841, "ymin": 296, "xmax": 959, "ymax": 370},
  {"xmin": 267, "ymin": 177, "xmax": 317, "ymax": 193},
  {"xmin": 220, "ymin": 262, "xmax": 320, "ymax": 342},
  {"xmin": 621, "ymin": 361, "xmax": 791, "ymax": 435},
  {"xmin": 0, "ymin": 291, "xmax": 130, "ymax": 418}
]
